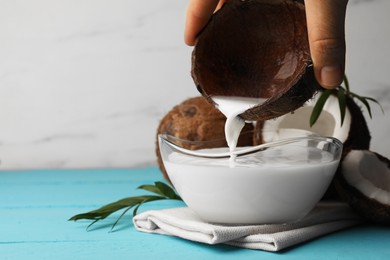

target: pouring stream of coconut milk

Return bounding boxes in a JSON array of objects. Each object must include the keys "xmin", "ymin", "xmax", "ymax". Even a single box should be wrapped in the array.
[{"xmin": 212, "ymin": 96, "xmax": 267, "ymax": 167}]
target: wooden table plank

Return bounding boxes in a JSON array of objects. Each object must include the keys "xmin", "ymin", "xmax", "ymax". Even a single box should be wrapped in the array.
[{"xmin": 1, "ymin": 168, "xmax": 390, "ymax": 260}]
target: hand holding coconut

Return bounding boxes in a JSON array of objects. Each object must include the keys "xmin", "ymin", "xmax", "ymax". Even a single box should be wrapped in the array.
[
  {"xmin": 183, "ymin": 0, "xmax": 390, "ymax": 226},
  {"xmin": 185, "ymin": 0, "xmax": 348, "ymax": 89}
]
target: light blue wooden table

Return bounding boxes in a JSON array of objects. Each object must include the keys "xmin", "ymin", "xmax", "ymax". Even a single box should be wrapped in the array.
[{"xmin": 1, "ymin": 167, "xmax": 390, "ymax": 260}]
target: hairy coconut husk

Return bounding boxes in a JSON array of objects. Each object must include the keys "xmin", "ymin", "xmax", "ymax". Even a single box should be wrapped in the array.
[
  {"xmin": 330, "ymin": 96, "xmax": 371, "ymax": 200},
  {"xmin": 334, "ymin": 151, "xmax": 390, "ymax": 225},
  {"xmin": 155, "ymin": 96, "xmax": 254, "ymax": 183},
  {"xmin": 192, "ymin": 0, "xmax": 318, "ymax": 121},
  {"xmin": 341, "ymin": 96, "xmax": 371, "ymax": 155}
]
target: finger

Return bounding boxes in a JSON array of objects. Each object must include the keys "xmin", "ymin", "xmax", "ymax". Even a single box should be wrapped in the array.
[
  {"xmin": 304, "ymin": 0, "xmax": 349, "ymax": 89},
  {"xmin": 184, "ymin": 0, "xmax": 221, "ymax": 46}
]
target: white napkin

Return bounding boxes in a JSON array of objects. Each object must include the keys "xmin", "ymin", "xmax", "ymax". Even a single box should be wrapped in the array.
[{"xmin": 133, "ymin": 202, "xmax": 363, "ymax": 251}]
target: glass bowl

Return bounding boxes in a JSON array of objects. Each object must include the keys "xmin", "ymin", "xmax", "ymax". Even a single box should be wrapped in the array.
[{"xmin": 158, "ymin": 129, "xmax": 343, "ymax": 224}]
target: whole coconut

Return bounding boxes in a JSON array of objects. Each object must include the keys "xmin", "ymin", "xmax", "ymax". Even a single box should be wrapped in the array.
[{"xmin": 156, "ymin": 96, "xmax": 254, "ymax": 182}]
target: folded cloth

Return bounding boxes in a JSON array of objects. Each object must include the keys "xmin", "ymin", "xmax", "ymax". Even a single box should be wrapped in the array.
[{"xmin": 133, "ymin": 202, "xmax": 363, "ymax": 251}]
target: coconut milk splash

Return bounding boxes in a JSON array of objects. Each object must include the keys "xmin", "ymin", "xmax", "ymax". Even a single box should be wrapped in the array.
[{"xmin": 212, "ymin": 96, "xmax": 266, "ymax": 166}]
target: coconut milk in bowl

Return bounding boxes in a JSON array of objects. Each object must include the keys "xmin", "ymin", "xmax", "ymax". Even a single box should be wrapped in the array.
[{"xmin": 158, "ymin": 130, "xmax": 342, "ymax": 224}]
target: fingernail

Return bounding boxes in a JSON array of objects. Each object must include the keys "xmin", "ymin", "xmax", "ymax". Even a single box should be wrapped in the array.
[{"xmin": 320, "ymin": 65, "xmax": 343, "ymax": 88}]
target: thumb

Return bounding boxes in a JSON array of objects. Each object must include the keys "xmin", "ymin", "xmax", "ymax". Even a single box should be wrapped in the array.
[{"xmin": 304, "ymin": 0, "xmax": 349, "ymax": 89}]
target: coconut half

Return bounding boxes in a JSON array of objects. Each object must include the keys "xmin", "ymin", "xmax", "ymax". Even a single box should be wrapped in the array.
[
  {"xmin": 255, "ymin": 90, "xmax": 371, "ymax": 200},
  {"xmin": 335, "ymin": 150, "xmax": 390, "ymax": 225},
  {"xmin": 192, "ymin": 0, "xmax": 317, "ymax": 121},
  {"xmin": 257, "ymin": 91, "xmax": 371, "ymax": 155}
]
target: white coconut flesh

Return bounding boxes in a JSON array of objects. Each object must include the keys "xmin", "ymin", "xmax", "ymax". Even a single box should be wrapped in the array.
[
  {"xmin": 262, "ymin": 92, "xmax": 351, "ymax": 142},
  {"xmin": 342, "ymin": 150, "xmax": 390, "ymax": 205}
]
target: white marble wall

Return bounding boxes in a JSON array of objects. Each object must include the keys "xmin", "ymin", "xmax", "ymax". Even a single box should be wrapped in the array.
[{"xmin": 0, "ymin": 0, "xmax": 389, "ymax": 169}]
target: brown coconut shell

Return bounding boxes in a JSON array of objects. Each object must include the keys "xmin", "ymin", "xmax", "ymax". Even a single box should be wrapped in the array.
[
  {"xmin": 253, "ymin": 94, "xmax": 371, "ymax": 150},
  {"xmin": 341, "ymin": 96, "xmax": 372, "ymax": 155},
  {"xmin": 192, "ymin": 0, "xmax": 318, "ymax": 121},
  {"xmin": 326, "ymin": 96, "xmax": 371, "ymax": 200},
  {"xmin": 253, "ymin": 94, "xmax": 371, "ymax": 200},
  {"xmin": 155, "ymin": 96, "xmax": 254, "ymax": 183},
  {"xmin": 319, "ymin": 95, "xmax": 371, "ymax": 200},
  {"xmin": 334, "ymin": 151, "xmax": 390, "ymax": 225}
]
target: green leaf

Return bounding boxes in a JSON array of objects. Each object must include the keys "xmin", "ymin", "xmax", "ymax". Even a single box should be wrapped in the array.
[
  {"xmin": 343, "ymin": 75, "xmax": 350, "ymax": 92},
  {"xmin": 310, "ymin": 89, "xmax": 333, "ymax": 127},
  {"xmin": 352, "ymin": 93, "xmax": 373, "ymax": 118},
  {"xmin": 363, "ymin": 96, "xmax": 385, "ymax": 114},
  {"xmin": 132, "ymin": 203, "xmax": 142, "ymax": 216},
  {"xmin": 69, "ymin": 195, "xmax": 164, "ymax": 221},
  {"xmin": 310, "ymin": 74, "xmax": 384, "ymax": 127},
  {"xmin": 138, "ymin": 184, "xmax": 166, "ymax": 196},
  {"xmin": 69, "ymin": 180, "xmax": 184, "ymax": 231},
  {"xmin": 337, "ymin": 88, "xmax": 347, "ymax": 126},
  {"xmin": 110, "ymin": 206, "xmax": 133, "ymax": 232},
  {"xmin": 86, "ymin": 219, "xmax": 101, "ymax": 231},
  {"xmin": 138, "ymin": 182, "xmax": 181, "ymax": 200},
  {"xmin": 155, "ymin": 182, "xmax": 182, "ymax": 200},
  {"xmin": 361, "ymin": 99, "xmax": 373, "ymax": 118},
  {"xmin": 132, "ymin": 196, "xmax": 165, "ymax": 215}
]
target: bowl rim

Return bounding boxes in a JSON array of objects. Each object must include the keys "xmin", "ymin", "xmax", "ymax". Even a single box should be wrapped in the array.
[{"xmin": 158, "ymin": 130, "xmax": 343, "ymax": 159}]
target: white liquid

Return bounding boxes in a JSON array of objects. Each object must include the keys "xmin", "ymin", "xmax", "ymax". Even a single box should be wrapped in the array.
[
  {"xmin": 164, "ymin": 146, "xmax": 339, "ymax": 224},
  {"xmin": 168, "ymin": 145, "xmax": 335, "ymax": 168},
  {"xmin": 162, "ymin": 96, "xmax": 341, "ymax": 224},
  {"xmin": 212, "ymin": 96, "xmax": 266, "ymax": 165}
]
